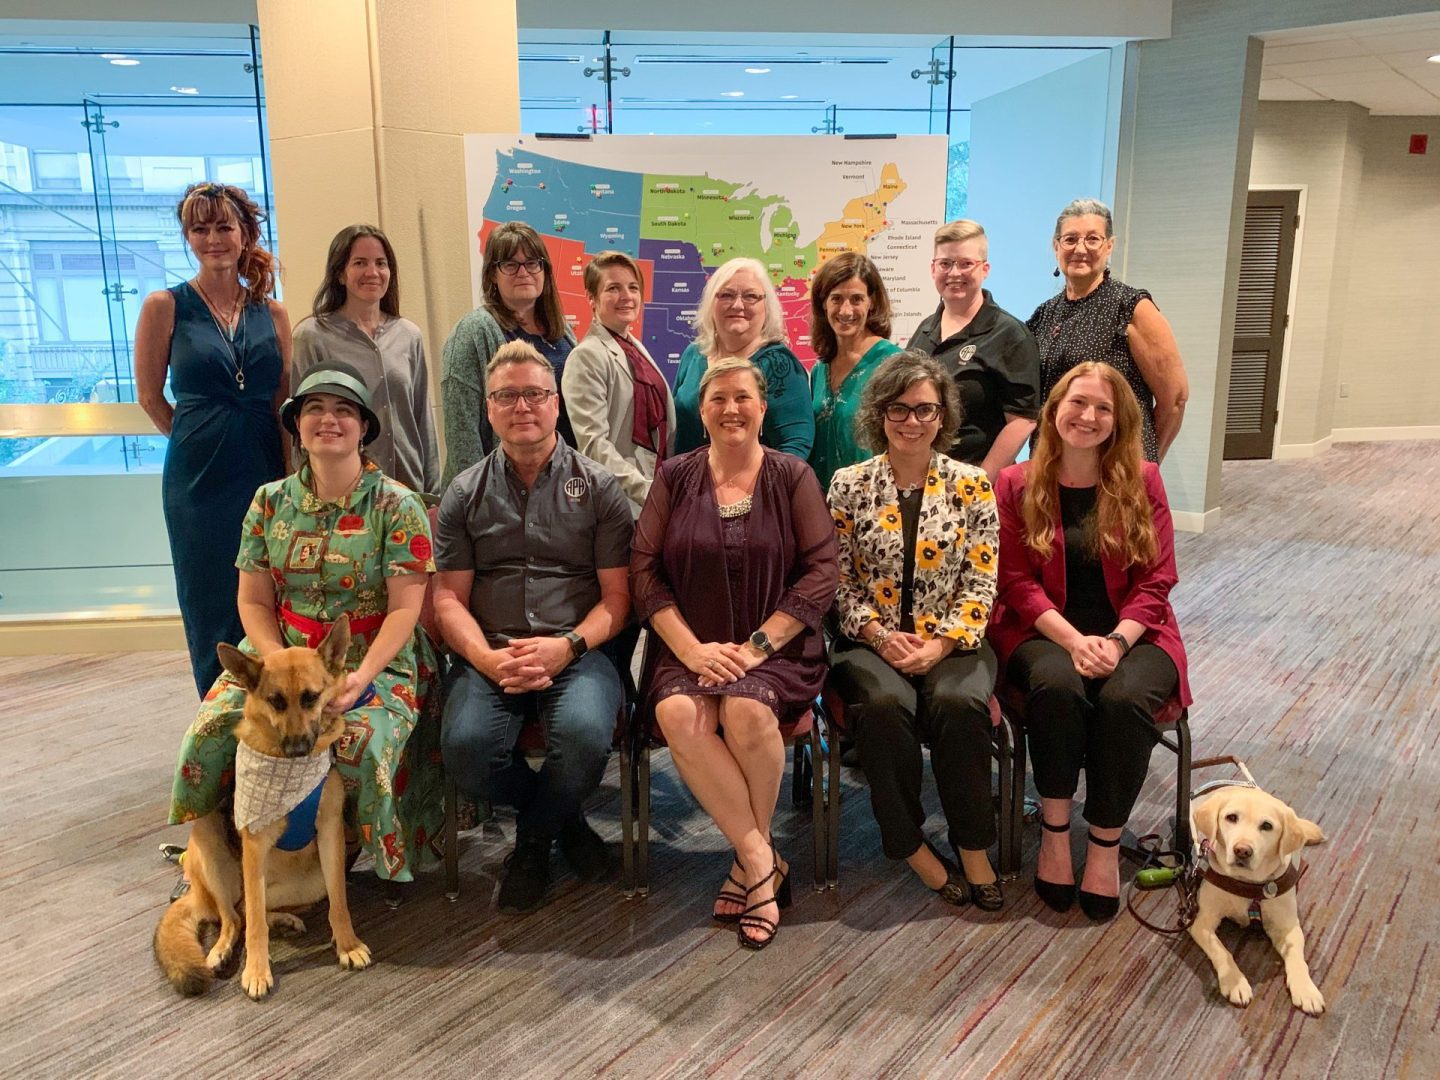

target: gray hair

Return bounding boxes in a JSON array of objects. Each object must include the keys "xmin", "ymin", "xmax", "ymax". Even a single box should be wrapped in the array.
[
  {"xmin": 698, "ymin": 356, "xmax": 768, "ymax": 401},
  {"xmin": 854, "ymin": 350, "xmax": 962, "ymax": 454},
  {"xmin": 1054, "ymin": 198, "xmax": 1114, "ymax": 240},
  {"xmin": 692, "ymin": 257, "xmax": 787, "ymax": 359}
]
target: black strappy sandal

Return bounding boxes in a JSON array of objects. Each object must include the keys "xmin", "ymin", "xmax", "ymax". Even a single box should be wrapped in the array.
[
  {"xmin": 737, "ymin": 847, "xmax": 790, "ymax": 951},
  {"xmin": 1078, "ymin": 831, "xmax": 1122, "ymax": 922},
  {"xmin": 1034, "ymin": 818, "xmax": 1076, "ymax": 912},
  {"xmin": 713, "ymin": 852, "xmax": 747, "ymax": 924}
]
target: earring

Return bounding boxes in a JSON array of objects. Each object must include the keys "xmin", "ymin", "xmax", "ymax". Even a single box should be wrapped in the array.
[{"xmin": 1053, "ymin": 267, "xmax": 1062, "ymax": 278}]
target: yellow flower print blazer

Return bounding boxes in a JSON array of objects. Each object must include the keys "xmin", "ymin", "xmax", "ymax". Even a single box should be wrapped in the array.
[{"xmin": 827, "ymin": 452, "xmax": 999, "ymax": 649}]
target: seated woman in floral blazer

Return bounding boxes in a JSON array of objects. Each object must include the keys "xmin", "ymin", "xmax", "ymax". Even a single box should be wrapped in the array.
[{"xmin": 826, "ymin": 350, "xmax": 1004, "ymax": 910}]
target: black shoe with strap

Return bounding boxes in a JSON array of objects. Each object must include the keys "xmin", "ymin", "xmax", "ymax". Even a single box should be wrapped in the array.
[
  {"xmin": 737, "ymin": 846, "xmax": 790, "ymax": 951},
  {"xmin": 498, "ymin": 835, "xmax": 553, "ymax": 914},
  {"xmin": 1078, "ymin": 831, "xmax": 1122, "ymax": 922},
  {"xmin": 1034, "ymin": 818, "xmax": 1076, "ymax": 913},
  {"xmin": 713, "ymin": 851, "xmax": 747, "ymax": 923}
]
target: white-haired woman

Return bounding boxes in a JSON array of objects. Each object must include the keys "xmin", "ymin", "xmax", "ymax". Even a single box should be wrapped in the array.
[{"xmin": 673, "ymin": 257, "xmax": 813, "ymax": 458}]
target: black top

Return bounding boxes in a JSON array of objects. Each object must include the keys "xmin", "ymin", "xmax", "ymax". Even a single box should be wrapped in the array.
[
  {"xmin": 897, "ymin": 487, "xmax": 923, "ymax": 633},
  {"xmin": 1027, "ymin": 276, "xmax": 1158, "ymax": 461},
  {"xmin": 907, "ymin": 289, "xmax": 1040, "ymax": 467},
  {"xmin": 1058, "ymin": 484, "xmax": 1117, "ymax": 637}
]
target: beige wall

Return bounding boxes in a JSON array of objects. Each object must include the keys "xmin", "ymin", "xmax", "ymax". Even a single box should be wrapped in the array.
[
  {"xmin": 1250, "ymin": 104, "xmax": 1438, "ymax": 449},
  {"xmin": 1336, "ymin": 115, "xmax": 1440, "ymax": 435},
  {"xmin": 1250, "ymin": 100, "xmax": 1367, "ymax": 450}
]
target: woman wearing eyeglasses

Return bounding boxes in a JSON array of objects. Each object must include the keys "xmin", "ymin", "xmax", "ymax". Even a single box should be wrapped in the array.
[
  {"xmin": 807, "ymin": 252, "xmax": 901, "ymax": 492},
  {"xmin": 1027, "ymin": 199, "xmax": 1189, "ymax": 463},
  {"xmin": 441, "ymin": 221, "xmax": 576, "ymax": 487},
  {"xmin": 826, "ymin": 351, "xmax": 1005, "ymax": 910},
  {"xmin": 672, "ymin": 257, "xmax": 813, "ymax": 460},
  {"xmin": 908, "ymin": 220, "xmax": 1039, "ymax": 479}
]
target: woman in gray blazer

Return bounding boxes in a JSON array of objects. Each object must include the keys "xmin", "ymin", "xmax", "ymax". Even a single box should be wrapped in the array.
[{"xmin": 562, "ymin": 251, "xmax": 677, "ymax": 516}]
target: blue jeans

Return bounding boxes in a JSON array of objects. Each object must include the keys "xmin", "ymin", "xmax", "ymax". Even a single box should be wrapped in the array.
[{"xmin": 441, "ymin": 650, "xmax": 621, "ymax": 840}]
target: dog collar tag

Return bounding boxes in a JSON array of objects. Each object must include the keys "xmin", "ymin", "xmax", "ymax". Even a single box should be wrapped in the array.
[{"xmin": 1262, "ymin": 881, "xmax": 1278, "ymax": 899}]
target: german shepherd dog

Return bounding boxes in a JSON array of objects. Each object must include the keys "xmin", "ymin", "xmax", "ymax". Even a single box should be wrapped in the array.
[{"xmin": 154, "ymin": 618, "xmax": 371, "ymax": 999}]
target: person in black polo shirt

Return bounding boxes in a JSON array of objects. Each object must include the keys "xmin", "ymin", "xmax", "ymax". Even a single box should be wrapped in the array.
[
  {"xmin": 433, "ymin": 340, "xmax": 634, "ymax": 914},
  {"xmin": 908, "ymin": 220, "xmax": 1040, "ymax": 477}
]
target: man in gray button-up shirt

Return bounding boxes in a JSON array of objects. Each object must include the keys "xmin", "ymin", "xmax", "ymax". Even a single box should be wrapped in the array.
[{"xmin": 434, "ymin": 340, "xmax": 633, "ymax": 914}]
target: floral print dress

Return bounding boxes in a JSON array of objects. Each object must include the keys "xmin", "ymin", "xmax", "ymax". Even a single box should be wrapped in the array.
[{"xmin": 168, "ymin": 462, "xmax": 443, "ymax": 882}]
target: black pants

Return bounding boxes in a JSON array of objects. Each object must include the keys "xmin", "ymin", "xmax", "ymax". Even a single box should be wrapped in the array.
[
  {"xmin": 1007, "ymin": 638, "xmax": 1178, "ymax": 829},
  {"xmin": 829, "ymin": 638, "xmax": 999, "ymax": 858}
]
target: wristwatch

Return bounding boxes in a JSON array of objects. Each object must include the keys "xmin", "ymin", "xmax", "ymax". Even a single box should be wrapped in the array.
[
  {"xmin": 749, "ymin": 630, "xmax": 775, "ymax": 657},
  {"xmin": 1105, "ymin": 631, "xmax": 1132, "ymax": 658},
  {"xmin": 561, "ymin": 630, "xmax": 588, "ymax": 660}
]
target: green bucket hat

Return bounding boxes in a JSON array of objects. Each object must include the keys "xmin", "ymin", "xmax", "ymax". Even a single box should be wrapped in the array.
[{"xmin": 280, "ymin": 360, "xmax": 381, "ymax": 445}]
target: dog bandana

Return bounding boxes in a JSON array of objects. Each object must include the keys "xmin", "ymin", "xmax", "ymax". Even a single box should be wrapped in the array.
[{"xmin": 234, "ymin": 740, "xmax": 333, "ymax": 837}]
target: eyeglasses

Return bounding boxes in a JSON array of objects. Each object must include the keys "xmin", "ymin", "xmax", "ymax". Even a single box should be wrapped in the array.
[
  {"xmin": 884, "ymin": 402, "xmax": 943, "ymax": 423},
  {"xmin": 931, "ymin": 259, "xmax": 983, "ymax": 274},
  {"xmin": 1057, "ymin": 234, "xmax": 1109, "ymax": 251},
  {"xmin": 487, "ymin": 387, "xmax": 557, "ymax": 408},
  {"xmin": 496, "ymin": 258, "xmax": 546, "ymax": 277},
  {"xmin": 715, "ymin": 290, "xmax": 766, "ymax": 308}
]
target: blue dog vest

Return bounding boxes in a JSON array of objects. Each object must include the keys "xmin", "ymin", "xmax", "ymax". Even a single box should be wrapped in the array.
[{"xmin": 274, "ymin": 778, "xmax": 327, "ymax": 851}]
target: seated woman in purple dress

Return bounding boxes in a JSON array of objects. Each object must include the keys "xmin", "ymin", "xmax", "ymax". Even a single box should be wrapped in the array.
[{"xmin": 630, "ymin": 358, "xmax": 839, "ymax": 951}]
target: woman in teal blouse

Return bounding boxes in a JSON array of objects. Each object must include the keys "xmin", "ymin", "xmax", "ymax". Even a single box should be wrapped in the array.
[
  {"xmin": 673, "ymin": 257, "xmax": 813, "ymax": 459},
  {"xmin": 807, "ymin": 252, "xmax": 900, "ymax": 491}
]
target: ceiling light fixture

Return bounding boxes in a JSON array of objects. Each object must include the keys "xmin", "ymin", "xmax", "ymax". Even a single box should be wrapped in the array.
[
  {"xmin": 109, "ymin": 58, "xmax": 140, "ymax": 66},
  {"xmin": 99, "ymin": 53, "xmax": 127, "ymax": 59},
  {"xmin": 744, "ymin": 67, "xmax": 771, "ymax": 74},
  {"xmin": 1428, "ymin": 53, "xmax": 1440, "ymax": 63},
  {"xmin": 721, "ymin": 90, "xmax": 744, "ymax": 97},
  {"xmin": 780, "ymin": 94, "xmax": 799, "ymax": 100},
  {"xmin": 170, "ymin": 85, "xmax": 199, "ymax": 95}
]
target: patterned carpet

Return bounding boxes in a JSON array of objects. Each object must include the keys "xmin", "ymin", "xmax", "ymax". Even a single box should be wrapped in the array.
[{"xmin": 1, "ymin": 441, "xmax": 1436, "ymax": 1079}]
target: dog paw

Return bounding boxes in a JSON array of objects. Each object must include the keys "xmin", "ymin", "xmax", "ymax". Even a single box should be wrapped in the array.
[
  {"xmin": 336, "ymin": 939, "xmax": 372, "ymax": 971},
  {"xmin": 1290, "ymin": 979, "xmax": 1325, "ymax": 1016},
  {"xmin": 1219, "ymin": 970, "xmax": 1253, "ymax": 1007},
  {"xmin": 267, "ymin": 912, "xmax": 306, "ymax": 936},
  {"xmin": 240, "ymin": 960, "xmax": 274, "ymax": 1000},
  {"xmin": 205, "ymin": 945, "xmax": 239, "ymax": 980}
]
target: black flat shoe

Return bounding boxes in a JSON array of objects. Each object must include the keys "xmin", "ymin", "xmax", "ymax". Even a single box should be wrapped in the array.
[
  {"xmin": 1078, "ymin": 831, "xmax": 1121, "ymax": 922},
  {"xmin": 1034, "ymin": 818, "xmax": 1075, "ymax": 912},
  {"xmin": 970, "ymin": 879, "xmax": 1005, "ymax": 912},
  {"xmin": 922, "ymin": 840, "xmax": 970, "ymax": 907}
]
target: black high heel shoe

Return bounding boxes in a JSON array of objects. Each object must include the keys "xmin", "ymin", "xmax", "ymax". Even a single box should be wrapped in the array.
[
  {"xmin": 1078, "ymin": 831, "xmax": 1122, "ymax": 922},
  {"xmin": 1034, "ymin": 819, "xmax": 1076, "ymax": 912},
  {"xmin": 737, "ymin": 845, "xmax": 789, "ymax": 951},
  {"xmin": 713, "ymin": 851, "xmax": 746, "ymax": 924}
]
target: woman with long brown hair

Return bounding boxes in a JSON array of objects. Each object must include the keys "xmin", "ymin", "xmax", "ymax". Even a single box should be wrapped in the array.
[
  {"xmin": 135, "ymin": 182, "xmax": 290, "ymax": 697},
  {"xmin": 292, "ymin": 224, "xmax": 439, "ymax": 495},
  {"xmin": 441, "ymin": 221, "xmax": 575, "ymax": 486},
  {"xmin": 990, "ymin": 361, "xmax": 1190, "ymax": 921}
]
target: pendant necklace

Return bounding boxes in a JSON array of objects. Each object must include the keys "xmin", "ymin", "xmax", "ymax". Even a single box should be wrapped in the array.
[{"xmin": 192, "ymin": 278, "xmax": 248, "ymax": 390}]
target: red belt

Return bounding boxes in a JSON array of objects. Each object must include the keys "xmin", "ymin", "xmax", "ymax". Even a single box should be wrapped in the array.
[{"xmin": 279, "ymin": 604, "xmax": 385, "ymax": 648}]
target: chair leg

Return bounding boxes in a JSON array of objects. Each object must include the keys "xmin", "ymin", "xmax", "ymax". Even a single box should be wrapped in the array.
[
  {"xmin": 809, "ymin": 733, "xmax": 825, "ymax": 891},
  {"xmin": 826, "ymin": 721, "xmax": 841, "ymax": 888},
  {"xmin": 619, "ymin": 736, "xmax": 635, "ymax": 899},
  {"xmin": 995, "ymin": 721, "xmax": 1015, "ymax": 881},
  {"xmin": 791, "ymin": 741, "xmax": 805, "ymax": 806},
  {"xmin": 443, "ymin": 775, "xmax": 459, "ymax": 901},
  {"xmin": 1174, "ymin": 712, "xmax": 1193, "ymax": 854},
  {"xmin": 1008, "ymin": 721, "xmax": 1028, "ymax": 879},
  {"xmin": 637, "ymin": 744, "xmax": 651, "ymax": 897}
]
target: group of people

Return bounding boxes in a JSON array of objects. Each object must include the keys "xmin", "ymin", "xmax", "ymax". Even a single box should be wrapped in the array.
[{"xmin": 143, "ymin": 180, "xmax": 1192, "ymax": 951}]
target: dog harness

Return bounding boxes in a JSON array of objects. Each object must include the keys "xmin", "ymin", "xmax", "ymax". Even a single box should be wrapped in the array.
[
  {"xmin": 1192, "ymin": 777, "xmax": 1304, "ymax": 925},
  {"xmin": 234, "ymin": 740, "xmax": 332, "ymax": 846}
]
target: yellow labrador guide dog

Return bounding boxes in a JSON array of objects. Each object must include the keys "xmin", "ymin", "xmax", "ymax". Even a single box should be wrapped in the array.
[
  {"xmin": 154, "ymin": 618, "xmax": 371, "ymax": 999},
  {"xmin": 1188, "ymin": 774, "xmax": 1326, "ymax": 1015}
]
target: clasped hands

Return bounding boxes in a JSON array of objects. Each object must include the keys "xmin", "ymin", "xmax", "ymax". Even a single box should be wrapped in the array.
[
  {"xmin": 682, "ymin": 640, "xmax": 764, "ymax": 688},
  {"xmin": 476, "ymin": 636, "xmax": 576, "ymax": 693},
  {"xmin": 1070, "ymin": 634, "xmax": 1123, "ymax": 679},
  {"xmin": 871, "ymin": 629, "xmax": 954, "ymax": 675}
]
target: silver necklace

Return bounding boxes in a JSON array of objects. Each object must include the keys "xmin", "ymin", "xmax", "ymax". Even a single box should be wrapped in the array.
[{"xmin": 192, "ymin": 279, "xmax": 248, "ymax": 390}]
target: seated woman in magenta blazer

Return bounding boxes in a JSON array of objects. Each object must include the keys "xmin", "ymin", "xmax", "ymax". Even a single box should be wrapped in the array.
[{"xmin": 990, "ymin": 361, "xmax": 1190, "ymax": 922}]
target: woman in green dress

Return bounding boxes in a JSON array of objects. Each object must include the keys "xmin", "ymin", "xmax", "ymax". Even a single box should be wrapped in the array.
[
  {"xmin": 807, "ymin": 252, "xmax": 901, "ymax": 492},
  {"xmin": 168, "ymin": 360, "xmax": 443, "ymax": 883}
]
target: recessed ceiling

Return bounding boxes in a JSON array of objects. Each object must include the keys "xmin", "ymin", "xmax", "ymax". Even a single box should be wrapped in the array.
[{"xmin": 1260, "ymin": 12, "xmax": 1440, "ymax": 116}]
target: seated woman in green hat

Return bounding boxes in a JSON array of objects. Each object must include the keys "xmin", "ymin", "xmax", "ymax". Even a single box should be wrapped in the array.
[{"xmin": 167, "ymin": 359, "xmax": 444, "ymax": 885}]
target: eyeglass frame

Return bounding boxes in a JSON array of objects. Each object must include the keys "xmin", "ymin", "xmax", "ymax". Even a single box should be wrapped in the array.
[
  {"xmin": 494, "ymin": 257, "xmax": 548, "ymax": 277},
  {"xmin": 884, "ymin": 401, "xmax": 944, "ymax": 423},
  {"xmin": 714, "ymin": 289, "xmax": 767, "ymax": 308},
  {"xmin": 1056, "ymin": 233, "xmax": 1111, "ymax": 252},
  {"xmin": 930, "ymin": 258, "xmax": 986, "ymax": 274},
  {"xmin": 487, "ymin": 387, "xmax": 558, "ymax": 408}
]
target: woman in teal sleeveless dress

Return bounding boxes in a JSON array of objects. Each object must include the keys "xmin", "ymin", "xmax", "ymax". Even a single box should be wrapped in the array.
[{"xmin": 135, "ymin": 183, "xmax": 290, "ymax": 697}]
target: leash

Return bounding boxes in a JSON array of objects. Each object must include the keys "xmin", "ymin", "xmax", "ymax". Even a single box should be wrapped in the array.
[{"xmin": 1125, "ymin": 832, "xmax": 1201, "ymax": 935}]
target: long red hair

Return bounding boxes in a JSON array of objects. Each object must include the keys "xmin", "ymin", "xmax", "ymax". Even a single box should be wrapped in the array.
[
  {"xmin": 177, "ymin": 182, "xmax": 277, "ymax": 305},
  {"xmin": 1022, "ymin": 361, "xmax": 1157, "ymax": 567}
]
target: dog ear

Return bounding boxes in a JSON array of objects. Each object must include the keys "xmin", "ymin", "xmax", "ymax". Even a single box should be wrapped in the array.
[
  {"xmin": 1277, "ymin": 804, "xmax": 1310, "ymax": 859},
  {"xmin": 317, "ymin": 615, "xmax": 351, "ymax": 677},
  {"xmin": 1192, "ymin": 793, "xmax": 1222, "ymax": 845},
  {"xmin": 1298, "ymin": 817, "xmax": 1326, "ymax": 846},
  {"xmin": 217, "ymin": 643, "xmax": 263, "ymax": 691}
]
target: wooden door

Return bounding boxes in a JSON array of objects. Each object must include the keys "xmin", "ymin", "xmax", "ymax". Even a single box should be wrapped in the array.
[{"xmin": 1224, "ymin": 190, "xmax": 1299, "ymax": 460}]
